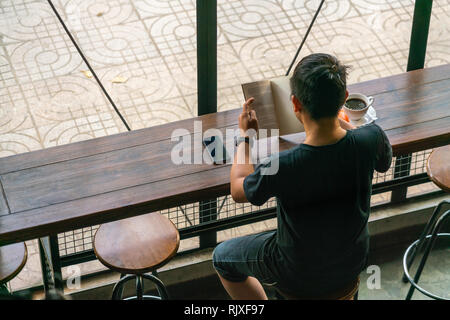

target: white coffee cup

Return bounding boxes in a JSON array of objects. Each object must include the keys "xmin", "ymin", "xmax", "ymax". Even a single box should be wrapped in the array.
[{"xmin": 343, "ymin": 93, "xmax": 374, "ymax": 121}]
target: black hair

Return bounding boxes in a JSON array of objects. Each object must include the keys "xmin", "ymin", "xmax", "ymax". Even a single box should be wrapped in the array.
[{"xmin": 290, "ymin": 53, "xmax": 349, "ymax": 120}]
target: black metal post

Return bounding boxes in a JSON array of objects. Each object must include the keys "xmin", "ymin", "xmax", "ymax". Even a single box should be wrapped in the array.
[
  {"xmin": 391, "ymin": 154, "xmax": 412, "ymax": 203},
  {"xmin": 197, "ymin": 0, "xmax": 218, "ymax": 248},
  {"xmin": 38, "ymin": 240, "xmax": 51, "ymax": 293},
  {"xmin": 199, "ymin": 200, "xmax": 218, "ymax": 248},
  {"xmin": 136, "ymin": 276, "xmax": 143, "ymax": 300},
  {"xmin": 39, "ymin": 235, "xmax": 64, "ymax": 294},
  {"xmin": 407, "ymin": 0, "xmax": 433, "ymax": 71},
  {"xmin": 392, "ymin": 0, "xmax": 433, "ymax": 203},
  {"xmin": 197, "ymin": 0, "xmax": 217, "ymax": 116},
  {"xmin": 49, "ymin": 235, "xmax": 64, "ymax": 291}
]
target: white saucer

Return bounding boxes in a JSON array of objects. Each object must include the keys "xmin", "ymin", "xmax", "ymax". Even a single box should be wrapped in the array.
[{"xmin": 350, "ymin": 106, "xmax": 377, "ymax": 127}]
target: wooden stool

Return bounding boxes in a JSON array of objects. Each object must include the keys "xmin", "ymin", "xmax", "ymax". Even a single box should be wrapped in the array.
[
  {"xmin": 276, "ymin": 277, "xmax": 360, "ymax": 300},
  {"xmin": 94, "ymin": 213, "xmax": 180, "ymax": 300},
  {"xmin": 0, "ymin": 243, "xmax": 28, "ymax": 291},
  {"xmin": 427, "ymin": 146, "xmax": 450, "ymax": 193},
  {"xmin": 402, "ymin": 146, "xmax": 450, "ymax": 300}
]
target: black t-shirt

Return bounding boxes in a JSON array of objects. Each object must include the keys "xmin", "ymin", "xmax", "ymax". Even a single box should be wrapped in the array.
[{"xmin": 243, "ymin": 123, "xmax": 392, "ymax": 293}]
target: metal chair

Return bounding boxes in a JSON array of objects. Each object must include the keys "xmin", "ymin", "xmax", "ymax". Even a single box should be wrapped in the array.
[
  {"xmin": 402, "ymin": 146, "xmax": 450, "ymax": 300},
  {"xmin": 0, "ymin": 242, "xmax": 28, "ymax": 297},
  {"xmin": 93, "ymin": 212, "xmax": 180, "ymax": 300},
  {"xmin": 403, "ymin": 208, "xmax": 449, "ymax": 300}
]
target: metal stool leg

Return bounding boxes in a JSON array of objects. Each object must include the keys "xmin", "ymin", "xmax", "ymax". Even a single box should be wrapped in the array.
[
  {"xmin": 152, "ymin": 271, "xmax": 167, "ymax": 299},
  {"xmin": 112, "ymin": 275, "xmax": 135, "ymax": 300},
  {"xmin": 136, "ymin": 276, "xmax": 143, "ymax": 300},
  {"xmin": 404, "ymin": 210, "xmax": 450, "ymax": 300},
  {"xmin": 111, "ymin": 271, "xmax": 169, "ymax": 300},
  {"xmin": 114, "ymin": 274, "xmax": 126, "ymax": 299},
  {"xmin": 142, "ymin": 273, "xmax": 169, "ymax": 300},
  {"xmin": 402, "ymin": 200, "xmax": 449, "ymax": 283}
]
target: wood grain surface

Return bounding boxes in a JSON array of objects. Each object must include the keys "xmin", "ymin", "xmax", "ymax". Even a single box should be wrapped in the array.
[
  {"xmin": 0, "ymin": 242, "xmax": 27, "ymax": 283},
  {"xmin": 93, "ymin": 212, "xmax": 180, "ymax": 274}
]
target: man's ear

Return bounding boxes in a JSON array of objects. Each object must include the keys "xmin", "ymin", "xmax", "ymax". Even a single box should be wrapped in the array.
[{"xmin": 291, "ymin": 95, "xmax": 302, "ymax": 113}]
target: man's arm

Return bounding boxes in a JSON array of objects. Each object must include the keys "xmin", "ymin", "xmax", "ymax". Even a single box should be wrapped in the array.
[
  {"xmin": 230, "ymin": 142, "xmax": 253, "ymax": 203},
  {"xmin": 230, "ymin": 98, "xmax": 258, "ymax": 203},
  {"xmin": 338, "ymin": 117, "xmax": 356, "ymax": 130},
  {"xmin": 374, "ymin": 124, "xmax": 392, "ymax": 173}
]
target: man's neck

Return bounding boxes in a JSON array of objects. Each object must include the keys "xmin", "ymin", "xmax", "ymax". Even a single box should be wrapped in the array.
[{"xmin": 303, "ymin": 117, "xmax": 347, "ymax": 147}]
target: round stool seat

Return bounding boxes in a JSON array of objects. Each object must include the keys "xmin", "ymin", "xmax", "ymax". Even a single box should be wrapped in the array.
[
  {"xmin": 0, "ymin": 242, "xmax": 27, "ymax": 284},
  {"xmin": 427, "ymin": 146, "xmax": 450, "ymax": 192},
  {"xmin": 94, "ymin": 213, "xmax": 180, "ymax": 274}
]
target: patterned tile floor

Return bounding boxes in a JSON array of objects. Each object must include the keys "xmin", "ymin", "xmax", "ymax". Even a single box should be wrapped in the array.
[{"xmin": 1, "ymin": 0, "xmax": 449, "ymax": 293}]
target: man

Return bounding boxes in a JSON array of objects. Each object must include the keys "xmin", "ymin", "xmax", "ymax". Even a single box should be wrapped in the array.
[{"xmin": 212, "ymin": 53, "xmax": 392, "ymax": 299}]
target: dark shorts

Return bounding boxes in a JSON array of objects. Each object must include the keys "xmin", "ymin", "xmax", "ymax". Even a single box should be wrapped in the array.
[
  {"xmin": 212, "ymin": 231, "xmax": 278, "ymax": 286},
  {"xmin": 212, "ymin": 231, "xmax": 366, "ymax": 296}
]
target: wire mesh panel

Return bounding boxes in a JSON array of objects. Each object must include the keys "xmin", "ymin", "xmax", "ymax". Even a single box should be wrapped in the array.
[
  {"xmin": 217, "ymin": 218, "xmax": 278, "ymax": 244},
  {"xmin": 162, "ymin": 196, "xmax": 278, "ymax": 250},
  {"xmin": 409, "ymin": 149, "xmax": 433, "ymax": 176},
  {"xmin": 58, "ymin": 226, "xmax": 99, "ymax": 256},
  {"xmin": 57, "ymin": 150, "xmax": 434, "ymax": 258},
  {"xmin": 371, "ymin": 149, "xmax": 432, "ymax": 185},
  {"xmin": 56, "ymin": 196, "xmax": 278, "ymax": 256},
  {"xmin": 160, "ymin": 196, "xmax": 277, "ymax": 232}
]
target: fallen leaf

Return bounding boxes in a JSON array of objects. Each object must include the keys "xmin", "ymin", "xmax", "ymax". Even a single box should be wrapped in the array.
[
  {"xmin": 96, "ymin": 12, "xmax": 103, "ymax": 17},
  {"xmin": 81, "ymin": 70, "xmax": 93, "ymax": 78},
  {"xmin": 111, "ymin": 76, "xmax": 128, "ymax": 84}
]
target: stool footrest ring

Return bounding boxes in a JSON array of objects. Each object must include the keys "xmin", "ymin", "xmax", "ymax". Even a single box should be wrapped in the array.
[
  {"xmin": 403, "ymin": 232, "xmax": 450, "ymax": 300},
  {"xmin": 123, "ymin": 295, "xmax": 162, "ymax": 300},
  {"xmin": 111, "ymin": 273, "xmax": 169, "ymax": 300}
]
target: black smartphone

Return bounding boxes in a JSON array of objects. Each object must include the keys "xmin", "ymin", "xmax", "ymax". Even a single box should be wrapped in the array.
[{"xmin": 202, "ymin": 135, "xmax": 231, "ymax": 165}]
